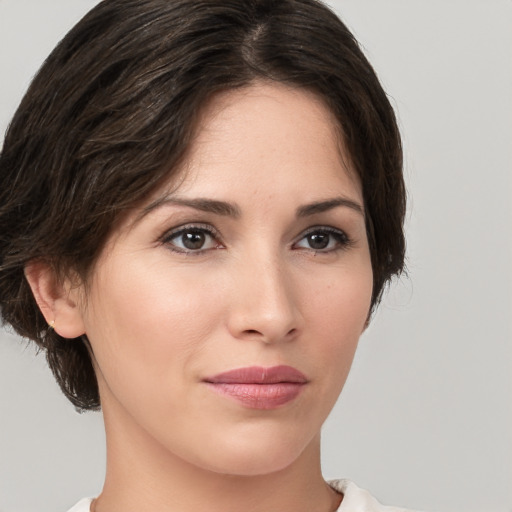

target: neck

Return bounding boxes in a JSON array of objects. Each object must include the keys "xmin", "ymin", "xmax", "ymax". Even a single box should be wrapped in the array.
[{"xmin": 94, "ymin": 405, "xmax": 341, "ymax": 512}]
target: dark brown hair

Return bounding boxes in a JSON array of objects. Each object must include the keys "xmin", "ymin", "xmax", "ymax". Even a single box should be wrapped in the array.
[{"xmin": 0, "ymin": 0, "xmax": 405, "ymax": 410}]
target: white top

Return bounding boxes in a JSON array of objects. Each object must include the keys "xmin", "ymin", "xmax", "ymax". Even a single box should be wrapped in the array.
[
  {"xmin": 66, "ymin": 479, "xmax": 417, "ymax": 511},
  {"xmin": 330, "ymin": 480, "xmax": 416, "ymax": 511}
]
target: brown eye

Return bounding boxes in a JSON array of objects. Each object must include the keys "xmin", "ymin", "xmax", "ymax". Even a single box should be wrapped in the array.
[
  {"xmin": 163, "ymin": 225, "xmax": 221, "ymax": 253},
  {"xmin": 294, "ymin": 227, "xmax": 350, "ymax": 252},
  {"xmin": 306, "ymin": 233, "xmax": 330, "ymax": 250},
  {"xmin": 181, "ymin": 230, "xmax": 207, "ymax": 250}
]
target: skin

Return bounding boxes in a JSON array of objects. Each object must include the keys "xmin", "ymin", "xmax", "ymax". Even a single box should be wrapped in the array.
[{"xmin": 27, "ymin": 82, "xmax": 373, "ymax": 512}]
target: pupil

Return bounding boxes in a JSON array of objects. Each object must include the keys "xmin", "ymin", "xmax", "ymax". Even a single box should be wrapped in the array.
[
  {"xmin": 308, "ymin": 233, "xmax": 329, "ymax": 249},
  {"xmin": 183, "ymin": 231, "xmax": 205, "ymax": 250}
]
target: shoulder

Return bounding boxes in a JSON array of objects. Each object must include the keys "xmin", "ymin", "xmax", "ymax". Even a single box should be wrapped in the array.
[
  {"xmin": 66, "ymin": 498, "xmax": 93, "ymax": 512},
  {"xmin": 329, "ymin": 479, "xmax": 421, "ymax": 512}
]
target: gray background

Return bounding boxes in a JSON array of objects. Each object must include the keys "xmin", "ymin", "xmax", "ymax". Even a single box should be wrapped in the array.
[{"xmin": 0, "ymin": 1, "xmax": 511, "ymax": 511}]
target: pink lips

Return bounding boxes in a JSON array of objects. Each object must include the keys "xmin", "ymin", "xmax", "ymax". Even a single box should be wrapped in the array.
[{"xmin": 203, "ymin": 365, "xmax": 308, "ymax": 409}]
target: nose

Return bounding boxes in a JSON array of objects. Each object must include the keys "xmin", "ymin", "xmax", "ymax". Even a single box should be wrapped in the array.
[{"xmin": 226, "ymin": 251, "xmax": 303, "ymax": 344}]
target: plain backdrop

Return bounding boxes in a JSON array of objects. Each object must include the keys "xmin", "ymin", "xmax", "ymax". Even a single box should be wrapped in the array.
[{"xmin": 0, "ymin": 1, "xmax": 511, "ymax": 511}]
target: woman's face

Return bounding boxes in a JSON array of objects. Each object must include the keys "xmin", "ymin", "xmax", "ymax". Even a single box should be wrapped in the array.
[{"xmin": 77, "ymin": 82, "xmax": 373, "ymax": 476}]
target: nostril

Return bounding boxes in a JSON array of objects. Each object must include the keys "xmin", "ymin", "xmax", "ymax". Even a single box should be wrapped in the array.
[{"xmin": 240, "ymin": 327, "xmax": 298, "ymax": 342}]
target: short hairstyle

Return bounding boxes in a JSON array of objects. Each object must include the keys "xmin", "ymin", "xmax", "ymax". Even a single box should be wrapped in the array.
[{"xmin": 0, "ymin": 0, "xmax": 405, "ymax": 410}]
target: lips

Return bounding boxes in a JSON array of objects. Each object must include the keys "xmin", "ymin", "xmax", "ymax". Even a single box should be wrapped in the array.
[{"xmin": 203, "ymin": 365, "xmax": 308, "ymax": 409}]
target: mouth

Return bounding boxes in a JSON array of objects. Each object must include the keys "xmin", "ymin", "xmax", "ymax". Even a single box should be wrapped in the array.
[{"xmin": 203, "ymin": 365, "xmax": 308, "ymax": 409}]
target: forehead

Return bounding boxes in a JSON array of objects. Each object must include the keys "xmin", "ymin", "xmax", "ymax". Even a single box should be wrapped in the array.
[{"xmin": 158, "ymin": 81, "xmax": 362, "ymax": 203}]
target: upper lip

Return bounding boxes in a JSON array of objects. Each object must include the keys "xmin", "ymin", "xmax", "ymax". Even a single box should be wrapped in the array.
[{"xmin": 204, "ymin": 365, "xmax": 308, "ymax": 384}]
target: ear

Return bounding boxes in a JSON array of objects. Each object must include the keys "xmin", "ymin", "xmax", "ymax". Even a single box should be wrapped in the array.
[{"xmin": 24, "ymin": 260, "xmax": 86, "ymax": 339}]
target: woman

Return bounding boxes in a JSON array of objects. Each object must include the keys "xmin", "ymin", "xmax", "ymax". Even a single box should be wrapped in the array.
[{"xmin": 0, "ymin": 1, "xmax": 408, "ymax": 511}]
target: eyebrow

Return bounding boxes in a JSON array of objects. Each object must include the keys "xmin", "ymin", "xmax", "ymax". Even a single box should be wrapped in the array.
[
  {"xmin": 296, "ymin": 197, "xmax": 365, "ymax": 218},
  {"xmin": 138, "ymin": 194, "xmax": 364, "ymax": 222},
  {"xmin": 141, "ymin": 196, "xmax": 241, "ymax": 219}
]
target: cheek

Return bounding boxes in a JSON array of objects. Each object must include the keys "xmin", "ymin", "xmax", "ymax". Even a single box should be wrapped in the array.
[
  {"xmin": 82, "ymin": 255, "xmax": 224, "ymax": 390},
  {"xmin": 302, "ymin": 261, "xmax": 373, "ymax": 375}
]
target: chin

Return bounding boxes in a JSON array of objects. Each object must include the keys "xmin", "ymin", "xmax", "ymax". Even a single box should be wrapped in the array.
[
  {"xmin": 191, "ymin": 427, "xmax": 317, "ymax": 477},
  {"xmin": 205, "ymin": 451, "xmax": 302, "ymax": 477}
]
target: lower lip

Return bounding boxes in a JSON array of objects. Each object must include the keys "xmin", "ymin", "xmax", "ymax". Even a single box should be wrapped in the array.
[{"xmin": 206, "ymin": 382, "xmax": 305, "ymax": 409}]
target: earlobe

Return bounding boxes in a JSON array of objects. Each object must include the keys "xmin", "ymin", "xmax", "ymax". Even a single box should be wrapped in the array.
[{"xmin": 24, "ymin": 261, "xmax": 86, "ymax": 339}]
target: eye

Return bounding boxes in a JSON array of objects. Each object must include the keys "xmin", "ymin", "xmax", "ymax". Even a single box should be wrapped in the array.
[
  {"xmin": 162, "ymin": 225, "xmax": 222, "ymax": 253},
  {"xmin": 293, "ymin": 227, "xmax": 350, "ymax": 252}
]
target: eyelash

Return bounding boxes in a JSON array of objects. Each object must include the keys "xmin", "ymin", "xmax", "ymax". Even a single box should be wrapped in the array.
[
  {"xmin": 294, "ymin": 226, "xmax": 353, "ymax": 253},
  {"xmin": 160, "ymin": 224, "xmax": 353, "ymax": 255},
  {"xmin": 160, "ymin": 223, "xmax": 222, "ymax": 254}
]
